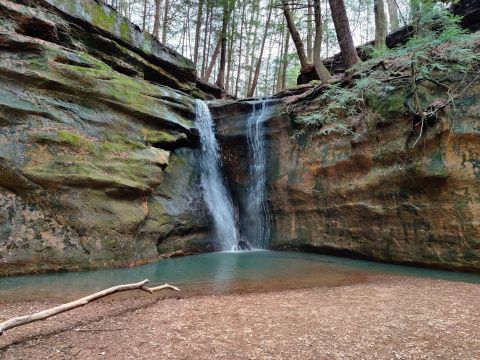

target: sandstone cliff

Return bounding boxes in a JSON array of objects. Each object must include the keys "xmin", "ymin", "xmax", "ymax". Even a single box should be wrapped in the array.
[
  {"xmin": 0, "ymin": 0, "xmax": 214, "ymax": 275},
  {"xmin": 215, "ymin": 32, "xmax": 480, "ymax": 272},
  {"xmin": 278, "ymin": 44, "xmax": 480, "ymax": 271}
]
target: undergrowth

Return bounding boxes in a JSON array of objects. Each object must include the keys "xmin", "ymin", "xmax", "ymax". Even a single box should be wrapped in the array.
[{"xmin": 291, "ymin": 3, "xmax": 480, "ymax": 142}]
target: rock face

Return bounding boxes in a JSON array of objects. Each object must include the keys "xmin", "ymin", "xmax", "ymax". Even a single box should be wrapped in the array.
[
  {"xmin": 210, "ymin": 99, "xmax": 280, "ymax": 241},
  {"xmin": 0, "ymin": 0, "xmax": 214, "ymax": 276},
  {"xmin": 214, "ymin": 45, "xmax": 480, "ymax": 272},
  {"xmin": 267, "ymin": 99, "xmax": 480, "ymax": 271}
]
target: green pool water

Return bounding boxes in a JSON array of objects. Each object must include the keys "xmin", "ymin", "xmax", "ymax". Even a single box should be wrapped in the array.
[{"xmin": 0, "ymin": 251, "xmax": 479, "ymax": 301}]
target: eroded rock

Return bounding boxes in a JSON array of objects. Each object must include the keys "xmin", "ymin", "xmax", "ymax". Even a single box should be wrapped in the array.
[{"xmin": 0, "ymin": 0, "xmax": 213, "ymax": 275}]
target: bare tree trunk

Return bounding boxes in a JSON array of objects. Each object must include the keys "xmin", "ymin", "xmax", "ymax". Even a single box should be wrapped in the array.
[
  {"xmin": 0, "ymin": 280, "xmax": 179, "ymax": 336},
  {"xmin": 142, "ymin": 0, "xmax": 148, "ymax": 31},
  {"xmin": 248, "ymin": 2, "xmax": 273, "ymax": 97},
  {"xmin": 201, "ymin": 3, "xmax": 212, "ymax": 79},
  {"xmin": 193, "ymin": 0, "xmax": 204, "ymax": 65},
  {"xmin": 328, "ymin": 0, "xmax": 360, "ymax": 68},
  {"xmin": 246, "ymin": 3, "xmax": 261, "ymax": 95},
  {"xmin": 313, "ymin": 0, "xmax": 332, "ymax": 82},
  {"xmin": 225, "ymin": 4, "xmax": 237, "ymax": 93},
  {"xmin": 374, "ymin": 0, "xmax": 387, "ymax": 49},
  {"xmin": 281, "ymin": 28, "xmax": 290, "ymax": 90},
  {"xmin": 152, "ymin": 0, "xmax": 162, "ymax": 40},
  {"xmin": 161, "ymin": 0, "xmax": 169, "ymax": 44},
  {"xmin": 205, "ymin": 37, "xmax": 221, "ymax": 82},
  {"xmin": 273, "ymin": 20, "xmax": 285, "ymax": 93},
  {"xmin": 186, "ymin": 3, "xmax": 192, "ymax": 59},
  {"xmin": 180, "ymin": 8, "xmax": 189, "ymax": 56},
  {"xmin": 216, "ymin": 0, "xmax": 234, "ymax": 89},
  {"xmin": 283, "ymin": 0, "xmax": 309, "ymax": 72},
  {"xmin": 243, "ymin": 1, "xmax": 256, "ymax": 96},
  {"xmin": 263, "ymin": 28, "xmax": 275, "ymax": 94},
  {"xmin": 245, "ymin": 3, "xmax": 260, "ymax": 96},
  {"xmin": 386, "ymin": 0, "xmax": 399, "ymax": 31},
  {"xmin": 307, "ymin": 0, "xmax": 313, "ymax": 63},
  {"xmin": 234, "ymin": 0, "xmax": 247, "ymax": 97},
  {"xmin": 324, "ymin": 0, "xmax": 330, "ymax": 57}
]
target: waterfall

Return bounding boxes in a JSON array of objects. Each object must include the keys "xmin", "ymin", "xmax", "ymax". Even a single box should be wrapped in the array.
[
  {"xmin": 245, "ymin": 100, "xmax": 271, "ymax": 249},
  {"xmin": 195, "ymin": 99, "xmax": 239, "ymax": 251}
]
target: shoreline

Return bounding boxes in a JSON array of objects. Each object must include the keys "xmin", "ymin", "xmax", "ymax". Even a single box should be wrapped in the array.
[{"xmin": 1, "ymin": 274, "xmax": 479, "ymax": 359}]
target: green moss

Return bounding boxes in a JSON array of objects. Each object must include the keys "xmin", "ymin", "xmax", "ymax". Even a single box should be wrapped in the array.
[
  {"xmin": 367, "ymin": 88, "xmax": 406, "ymax": 121},
  {"xmin": 142, "ymin": 37, "xmax": 153, "ymax": 55},
  {"xmin": 85, "ymin": 1, "xmax": 116, "ymax": 32},
  {"xmin": 57, "ymin": 130, "xmax": 82, "ymax": 146},
  {"xmin": 119, "ymin": 20, "xmax": 132, "ymax": 43},
  {"xmin": 143, "ymin": 129, "xmax": 187, "ymax": 146},
  {"xmin": 54, "ymin": 130, "xmax": 96, "ymax": 153}
]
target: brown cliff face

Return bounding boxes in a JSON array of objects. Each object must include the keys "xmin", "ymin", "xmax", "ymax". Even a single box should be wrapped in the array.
[
  {"xmin": 219, "ymin": 96, "xmax": 480, "ymax": 271},
  {"xmin": 268, "ymin": 97, "xmax": 480, "ymax": 271},
  {"xmin": 215, "ymin": 33, "xmax": 480, "ymax": 272},
  {"xmin": 0, "ymin": 0, "xmax": 216, "ymax": 276}
]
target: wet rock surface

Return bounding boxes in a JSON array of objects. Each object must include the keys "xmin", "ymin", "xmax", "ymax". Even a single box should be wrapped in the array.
[
  {"xmin": 0, "ymin": 0, "xmax": 213, "ymax": 275},
  {"xmin": 214, "ymin": 47, "xmax": 480, "ymax": 272},
  {"xmin": 266, "ymin": 98, "xmax": 480, "ymax": 271}
]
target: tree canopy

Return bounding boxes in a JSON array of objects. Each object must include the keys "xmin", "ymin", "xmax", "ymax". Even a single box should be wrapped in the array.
[{"xmin": 105, "ymin": 0, "xmax": 463, "ymax": 97}]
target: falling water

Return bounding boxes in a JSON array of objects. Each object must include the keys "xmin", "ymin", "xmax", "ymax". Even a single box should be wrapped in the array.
[
  {"xmin": 195, "ymin": 99, "xmax": 238, "ymax": 251},
  {"xmin": 245, "ymin": 100, "xmax": 271, "ymax": 249}
]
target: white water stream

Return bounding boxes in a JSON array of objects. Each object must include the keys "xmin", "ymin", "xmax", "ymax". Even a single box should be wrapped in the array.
[
  {"xmin": 196, "ymin": 99, "xmax": 238, "ymax": 251},
  {"xmin": 245, "ymin": 100, "xmax": 271, "ymax": 249}
]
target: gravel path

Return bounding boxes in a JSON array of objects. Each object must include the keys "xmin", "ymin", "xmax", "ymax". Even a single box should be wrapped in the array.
[{"xmin": 1, "ymin": 275, "xmax": 479, "ymax": 359}]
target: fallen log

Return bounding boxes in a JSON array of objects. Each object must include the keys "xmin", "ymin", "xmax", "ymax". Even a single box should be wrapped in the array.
[{"xmin": 0, "ymin": 279, "xmax": 179, "ymax": 336}]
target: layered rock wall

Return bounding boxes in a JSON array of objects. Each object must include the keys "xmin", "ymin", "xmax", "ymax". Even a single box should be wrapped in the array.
[
  {"xmin": 0, "ymin": 0, "xmax": 213, "ymax": 275},
  {"xmin": 267, "ymin": 91, "xmax": 480, "ymax": 271},
  {"xmin": 214, "ymin": 58, "xmax": 480, "ymax": 272}
]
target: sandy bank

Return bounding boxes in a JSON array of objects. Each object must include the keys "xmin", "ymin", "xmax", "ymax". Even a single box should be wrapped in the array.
[{"xmin": 1, "ymin": 274, "xmax": 479, "ymax": 359}]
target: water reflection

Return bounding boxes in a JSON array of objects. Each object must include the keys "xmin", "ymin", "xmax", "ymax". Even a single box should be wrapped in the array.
[{"xmin": 0, "ymin": 251, "xmax": 479, "ymax": 301}]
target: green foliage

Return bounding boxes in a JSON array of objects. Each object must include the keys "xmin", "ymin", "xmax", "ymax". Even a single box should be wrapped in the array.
[
  {"xmin": 292, "ymin": 3, "xmax": 480, "ymax": 139},
  {"xmin": 318, "ymin": 84, "xmax": 360, "ymax": 119},
  {"xmin": 294, "ymin": 84, "xmax": 358, "ymax": 136}
]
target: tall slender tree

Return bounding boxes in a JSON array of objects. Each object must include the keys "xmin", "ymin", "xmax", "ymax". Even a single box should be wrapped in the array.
[
  {"xmin": 280, "ymin": 28, "xmax": 290, "ymax": 91},
  {"xmin": 307, "ymin": 0, "xmax": 313, "ymax": 63},
  {"xmin": 201, "ymin": 3, "xmax": 213, "ymax": 79},
  {"xmin": 283, "ymin": 0, "xmax": 309, "ymax": 72},
  {"xmin": 142, "ymin": 0, "xmax": 148, "ymax": 31},
  {"xmin": 193, "ymin": 0, "xmax": 204, "ymax": 65},
  {"xmin": 386, "ymin": 0, "xmax": 399, "ymax": 31},
  {"xmin": 225, "ymin": 3, "xmax": 237, "ymax": 92},
  {"xmin": 216, "ymin": 0, "xmax": 231, "ymax": 88},
  {"xmin": 152, "ymin": 0, "xmax": 162, "ymax": 40},
  {"xmin": 205, "ymin": 38, "xmax": 221, "ymax": 81},
  {"xmin": 374, "ymin": 0, "xmax": 387, "ymax": 49},
  {"xmin": 246, "ymin": 3, "xmax": 261, "ymax": 95},
  {"xmin": 313, "ymin": 0, "xmax": 332, "ymax": 82},
  {"xmin": 328, "ymin": 0, "xmax": 360, "ymax": 68},
  {"xmin": 234, "ymin": 0, "xmax": 247, "ymax": 97},
  {"xmin": 248, "ymin": 1, "xmax": 273, "ymax": 97},
  {"xmin": 162, "ymin": 0, "xmax": 170, "ymax": 44}
]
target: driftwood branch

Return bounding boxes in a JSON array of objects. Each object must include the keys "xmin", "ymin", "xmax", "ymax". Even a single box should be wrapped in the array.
[{"xmin": 0, "ymin": 279, "xmax": 179, "ymax": 336}]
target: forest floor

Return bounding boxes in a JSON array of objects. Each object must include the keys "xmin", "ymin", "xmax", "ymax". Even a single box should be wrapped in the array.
[{"xmin": 0, "ymin": 274, "xmax": 479, "ymax": 359}]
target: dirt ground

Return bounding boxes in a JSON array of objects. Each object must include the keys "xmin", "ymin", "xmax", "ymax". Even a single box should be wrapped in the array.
[{"xmin": 0, "ymin": 274, "xmax": 479, "ymax": 360}]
